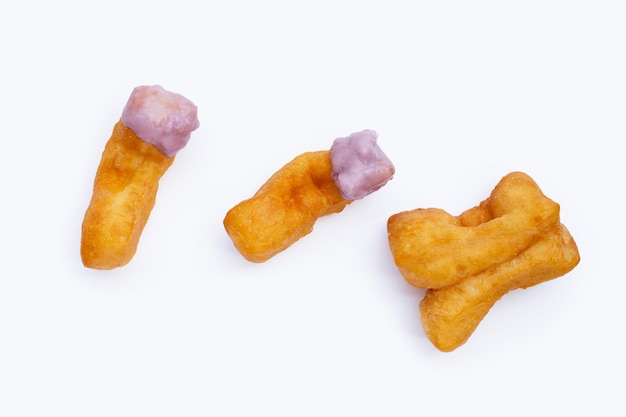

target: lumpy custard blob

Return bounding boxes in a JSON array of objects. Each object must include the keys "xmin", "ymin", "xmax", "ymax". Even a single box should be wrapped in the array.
[
  {"xmin": 121, "ymin": 85, "xmax": 200, "ymax": 157},
  {"xmin": 330, "ymin": 130, "xmax": 395, "ymax": 200}
]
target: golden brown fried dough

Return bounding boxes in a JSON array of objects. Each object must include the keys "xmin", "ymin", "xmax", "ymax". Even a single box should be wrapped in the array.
[
  {"xmin": 387, "ymin": 171, "xmax": 580, "ymax": 351},
  {"xmin": 223, "ymin": 151, "xmax": 351, "ymax": 263},
  {"xmin": 420, "ymin": 224, "xmax": 580, "ymax": 352},
  {"xmin": 387, "ymin": 172, "xmax": 561, "ymax": 289},
  {"xmin": 224, "ymin": 130, "xmax": 394, "ymax": 263},
  {"xmin": 81, "ymin": 121, "xmax": 174, "ymax": 270},
  {"xmin": 81, "ymin": 85, "xmax": 198, "ymax": 270}
]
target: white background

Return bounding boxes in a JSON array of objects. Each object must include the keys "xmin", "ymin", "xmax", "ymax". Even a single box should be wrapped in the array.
[{"xmin": 1, "ymin": 1, "xmax": 624, "ymax": 416}]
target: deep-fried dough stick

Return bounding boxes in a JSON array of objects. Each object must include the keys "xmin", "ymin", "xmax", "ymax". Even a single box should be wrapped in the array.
[
  {"xmin": 81, "ymin": 122, "xmax": 174, "ymax": 269},
  {"xmin": 224, "ymin": 130, "xmax": 394, "ymax": 263},
  {"xmin": 81, "ymin": 85, "xmax": 199, "ymax": 270},
  {"xmin": 224, "ymin": 151, "xmax": 350, "ymax": 263},
  {"xmin": 420, "ymin": 224, "xmax": 580, "ymax": 352},
  {"xmin": 386, "ymin": 171, "xmax": 580, "ymax": 352}
]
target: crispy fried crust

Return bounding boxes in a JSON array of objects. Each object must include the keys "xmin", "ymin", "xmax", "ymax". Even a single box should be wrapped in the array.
[
  {"xmin": 420, "ymin": 224, "xmax": 580, "ymax": 352},
  {"xmin": 386, "ymin": 171, "xmax": 580, "ymax": 352},
  {"xmin": 81, "ymin": 120, "xmax": 174, "ymax": 269},
  {"xmin": 223, "ymin": 151, "xmax": 351, "ymax": 263},
  {"xmin": 387, "ymin": 172, "xmax": 561, "ymax": 289}
]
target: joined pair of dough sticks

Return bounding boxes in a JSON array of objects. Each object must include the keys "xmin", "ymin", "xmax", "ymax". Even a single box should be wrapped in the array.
[{"xmin": 387, "ymin": 172, "xmax": 580, "ymax": 352}]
